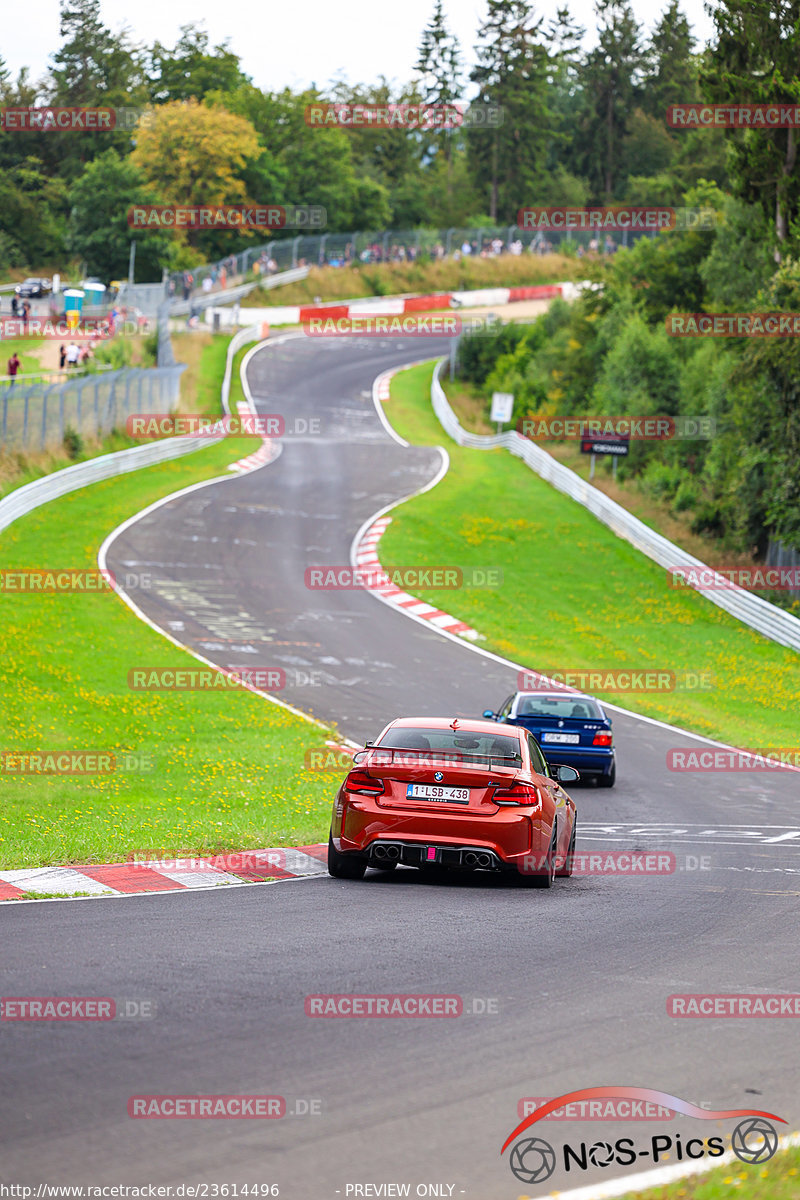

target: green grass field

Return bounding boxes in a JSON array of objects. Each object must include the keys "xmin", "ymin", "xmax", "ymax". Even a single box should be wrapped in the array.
[{"xmin": 378, "ymin": 362, "xmax": 800, "ymax": 749}]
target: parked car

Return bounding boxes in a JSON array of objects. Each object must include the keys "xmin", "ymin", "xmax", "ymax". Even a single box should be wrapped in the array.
[
  {"xmin": 484, "ymin": 690, "xmax": 616, "ymax": 787},
  {"xmin": 328, "ymin": 715, "xmax": 578, "ymax": 886},
  {"xmin": 14, "ymin": 277, "xmax": 52, "ymax": 298}
]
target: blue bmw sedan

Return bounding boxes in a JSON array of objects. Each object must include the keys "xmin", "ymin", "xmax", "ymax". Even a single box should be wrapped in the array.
[{"xmin": 484, "ymin": 690, "xmax": 616, "ymax": 787}]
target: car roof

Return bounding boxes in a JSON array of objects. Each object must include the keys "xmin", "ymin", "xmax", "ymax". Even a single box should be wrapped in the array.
[{"xmin": 387, "ymin": 716, "xmax": 525, "ymax": 738}]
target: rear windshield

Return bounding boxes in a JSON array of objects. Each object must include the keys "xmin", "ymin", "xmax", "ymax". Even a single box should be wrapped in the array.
[
  {"xmin": 377, "ymin": 727, "xmax": 522, "ymax": 763},
  {"xmin": 516, "ymin": 696, "xmax": 602, "ymax": 719}
]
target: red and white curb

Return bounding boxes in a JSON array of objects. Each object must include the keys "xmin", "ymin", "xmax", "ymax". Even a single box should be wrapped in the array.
[
  {"xmin": 245, "ymin": 281, "xmax": 582, "ymax": 327},
  {"xmin": 228, "ymin": 400, "xmax": 277, "ymax": 473},
  {"xmin": 354, "ymin": 515, "xmax": 481, "ymax": 640},
  {"xmin": 0, "ymin": 844, "xmax": 331, "ymax": 902}
]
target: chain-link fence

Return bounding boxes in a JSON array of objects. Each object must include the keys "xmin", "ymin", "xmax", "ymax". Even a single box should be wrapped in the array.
[
  {"xmin": 1, "ymin": 365, "xmax": 183, "ymax": 454},
  {"xmin": 168, "ymin": 222, "xmax": 651, "ymax": 302}
]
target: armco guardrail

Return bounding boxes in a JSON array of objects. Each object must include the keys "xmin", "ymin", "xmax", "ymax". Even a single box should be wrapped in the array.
[
  {"xmin": 221, "ymin": 324, "xmax": 264, "ymax": 415},
  {"xmin": 431, "ymin": 359, "xmax": 800, "ymax": 654},
  {"xmin": 0, "ymin": 432, "xmax": 222, "ymax": 538}
]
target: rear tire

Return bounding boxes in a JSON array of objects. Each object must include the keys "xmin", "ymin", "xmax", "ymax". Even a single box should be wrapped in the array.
[
  {"xmin": 556, "ymin": 820, "xmax": 577, "ymax": 877},
  {"xmin": 527, "ymin": 828, "xmax": 557, "ymax": 888},
  {"xmin": 597, "ymin": 763, "xmax": 616, "ymax": 788},
  {"xmin": 328, "ymin": 835, "xmax": 367, "ymax": 880}
]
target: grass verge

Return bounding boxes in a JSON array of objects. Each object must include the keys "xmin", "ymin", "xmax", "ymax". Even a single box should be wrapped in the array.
[
  {"xmin": 378, "ymin": 362, "xmax": 800, "ymax": 748},
  {"xmin": 615, "ymin": 1144, "xmax": 800, "ymax": 1199},
  {"xmin": 0, "ymin": 384, "xmax": 342, "ymax": 871}
]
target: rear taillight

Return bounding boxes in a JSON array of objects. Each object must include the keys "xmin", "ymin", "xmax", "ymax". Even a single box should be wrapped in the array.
[
  {"xmin": 592, "ymin": 732, "xmax": 613, "ymax": 747},
  {"xmin": 344, "ymin": 769, "xmax": 385, "ymax": 796},
  {"xmin": 493, "ymin": 782, "xmax": 541, "ymax": 808}
]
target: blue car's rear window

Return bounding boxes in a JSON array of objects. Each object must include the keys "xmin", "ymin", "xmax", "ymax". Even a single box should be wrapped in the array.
[{"xmin": 516, "ymin": 696, "xmax": 602, "ymax": 720}]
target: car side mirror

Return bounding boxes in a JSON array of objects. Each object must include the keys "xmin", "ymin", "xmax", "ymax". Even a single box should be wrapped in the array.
[
  {"xmin": 482, "ymin": 709, "xmax": 495, "ymax": 719},
  {"xmin": 553, "ymin": 765, "xmax": 579, "ymax": 783}
]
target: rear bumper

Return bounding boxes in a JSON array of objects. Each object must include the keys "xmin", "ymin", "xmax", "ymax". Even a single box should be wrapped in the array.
[
  {"xmin": 541, "ymin": 748, "xmax": 615, "ymax": 776},
  {"xmin": 332, "ymin": 799, "xmax": 550, "ymax": 869}
]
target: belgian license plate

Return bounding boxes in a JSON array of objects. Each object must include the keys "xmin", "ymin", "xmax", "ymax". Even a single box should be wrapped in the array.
[
  {"xmin": 543, "ymin": 732, "xmax": 580, "ymax": 744},
  {"xmin": 407, "ymin": 784, "xmax": 469, "ymax": 803}
]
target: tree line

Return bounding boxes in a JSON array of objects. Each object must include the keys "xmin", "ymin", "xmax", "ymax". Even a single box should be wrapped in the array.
[{"xmin": 0, "ymin": 0, "xmax": 762, "ymax": 278}]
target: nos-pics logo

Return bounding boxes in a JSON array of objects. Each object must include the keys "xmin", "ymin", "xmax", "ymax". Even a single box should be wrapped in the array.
[{"xmin": 501, "ymin": 1087, "xmax": 784, "ymax": 1186}]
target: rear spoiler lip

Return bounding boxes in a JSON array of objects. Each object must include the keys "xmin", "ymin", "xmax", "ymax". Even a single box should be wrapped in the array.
[{"xmin": 354, "ymin": 746, "xmax": 523, "ymax": 770}]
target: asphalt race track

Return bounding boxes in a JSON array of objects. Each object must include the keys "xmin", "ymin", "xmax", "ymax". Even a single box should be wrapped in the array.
[{"xmin": 3, "ymin": 336, "xmax": 799, "ymax": 1197}]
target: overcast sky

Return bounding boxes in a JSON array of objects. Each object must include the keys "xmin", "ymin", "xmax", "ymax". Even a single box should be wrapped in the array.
[{"xmin": 9, "ymin": 0, "xmax": 716, "ymax": 94}]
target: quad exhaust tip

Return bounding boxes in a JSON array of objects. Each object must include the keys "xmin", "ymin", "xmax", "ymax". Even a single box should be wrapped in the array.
[{"xmin": 371, "ymin": 843, "xmax": 496, "ymax": 870}]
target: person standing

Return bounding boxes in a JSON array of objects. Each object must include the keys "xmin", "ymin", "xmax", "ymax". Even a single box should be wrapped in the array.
[
  {"xmin": 59, "ymin": 345, "xmax": 67, "ymax": 369},
  {"xmin": 7, "ymin": 351, "xmax": 20, "ymax": 384},
  {"xmin": 66, "ymin": 342, "xmax": 80, "ymax": 368}
]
